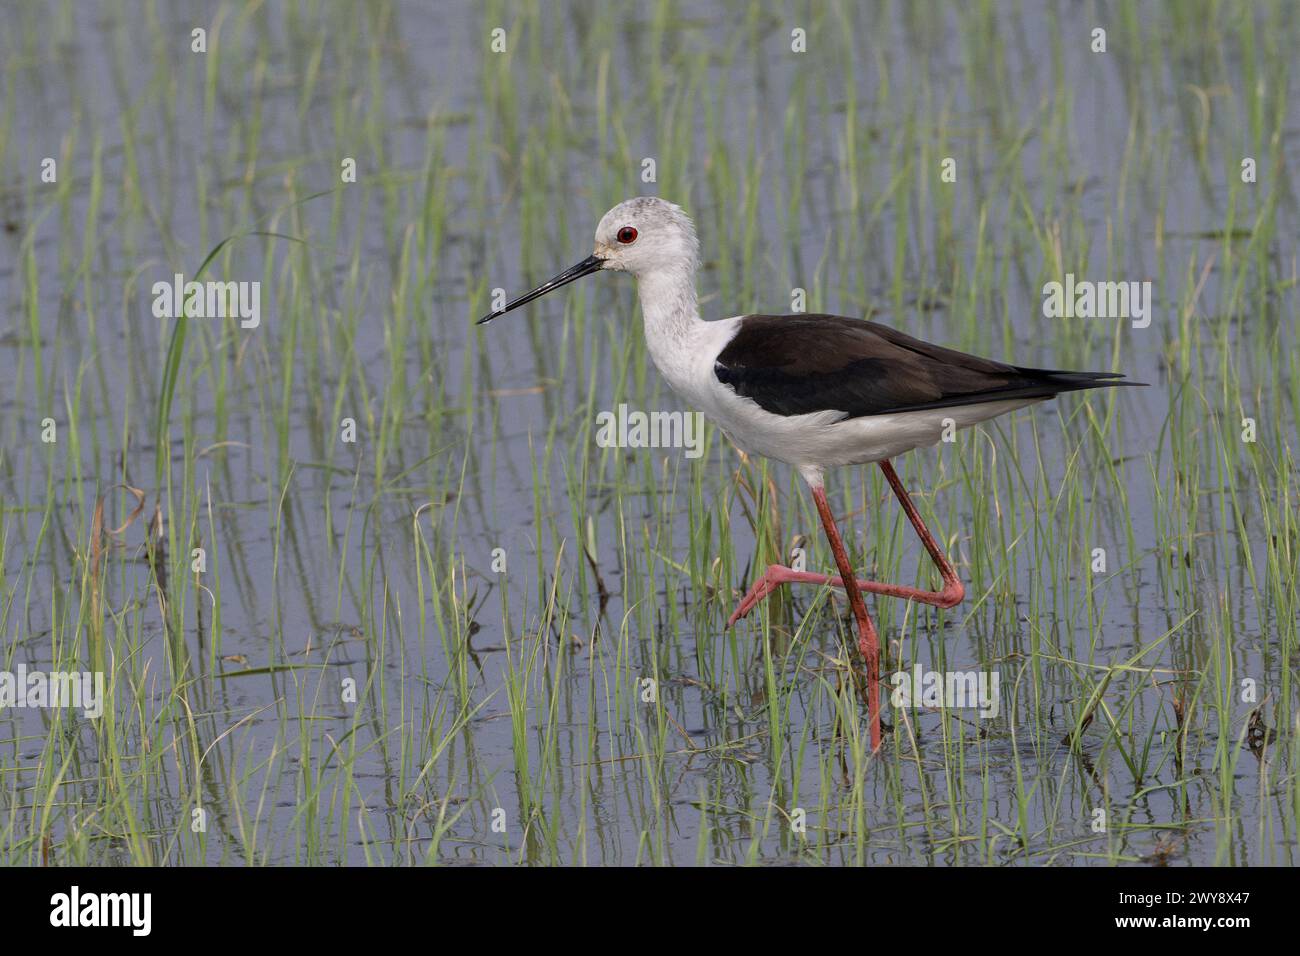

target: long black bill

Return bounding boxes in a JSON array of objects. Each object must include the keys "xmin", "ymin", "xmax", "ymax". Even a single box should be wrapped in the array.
[{"xmin": 476, "ymin": 254, "xmax": 605, "ymax": 325}]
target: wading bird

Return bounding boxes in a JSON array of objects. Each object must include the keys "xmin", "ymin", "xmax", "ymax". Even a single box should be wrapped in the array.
[{"xmin": 478, "ymin": 197, "xmax": 1140, "ymax": 749}]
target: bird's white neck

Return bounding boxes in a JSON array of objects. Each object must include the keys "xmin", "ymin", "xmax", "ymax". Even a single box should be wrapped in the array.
[
  {"xmin": 636, "ymin": 263, "xmax": 701, "ymax": 340},
  {"xmin": 634, "ymin": 263, "xmax": 708, "ymax": 400}
]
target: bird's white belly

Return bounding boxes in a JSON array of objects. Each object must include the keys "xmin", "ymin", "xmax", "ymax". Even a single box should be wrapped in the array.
[{"xmin": 702, "ymin": 387, "xmax": 1043, "ymax": 478}]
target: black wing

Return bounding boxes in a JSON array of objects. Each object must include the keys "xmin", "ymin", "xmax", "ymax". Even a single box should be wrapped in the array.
[{"xmin": 713, "ymin": 314, "xmax": 1141, "ymax": 418}]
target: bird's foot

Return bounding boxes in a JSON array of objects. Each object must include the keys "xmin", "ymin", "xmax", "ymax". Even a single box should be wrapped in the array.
[{"xmin": 725, "ymin": 564, "xmax": 839, "ymax": 627}]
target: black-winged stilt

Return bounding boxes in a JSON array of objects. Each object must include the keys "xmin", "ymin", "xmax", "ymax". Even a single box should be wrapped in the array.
[{"xmin": 478, "ymin": 197, "xmax": 1142, "ymax": 749}]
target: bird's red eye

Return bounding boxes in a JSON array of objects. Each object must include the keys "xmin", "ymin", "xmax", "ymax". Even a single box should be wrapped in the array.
[{"xmin": 617, "ymin": 226, "xmax": 638, "ymax": 244}]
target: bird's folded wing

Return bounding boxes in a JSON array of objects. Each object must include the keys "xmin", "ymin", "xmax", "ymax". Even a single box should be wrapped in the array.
[{"xmin": 713, "ymin": 314, "xmax": 1130, "ymax": 419}]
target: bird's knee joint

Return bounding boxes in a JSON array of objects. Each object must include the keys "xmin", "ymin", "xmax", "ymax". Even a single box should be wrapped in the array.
[{"xmin": 938, "ymin": 581, "xmax": 965, "ymax": 608}]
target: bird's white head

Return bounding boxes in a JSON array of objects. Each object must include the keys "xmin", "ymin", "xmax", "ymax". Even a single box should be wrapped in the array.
[
  {"xmin": 477, "ymin": 196, "xmax": 697, "ymax": 325},
  {"xmin": 592, "ymin": 197, "xmax": 699, "ymax": 278}
]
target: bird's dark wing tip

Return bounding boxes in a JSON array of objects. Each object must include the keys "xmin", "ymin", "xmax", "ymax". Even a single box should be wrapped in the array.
[
  {"xmin": 1093, "ymin": 373, "xmax": 1149, "ymax": 387},
  {"xmin": 1022, "ymin": 368, "xmax": 1149, "ymax": 389}
]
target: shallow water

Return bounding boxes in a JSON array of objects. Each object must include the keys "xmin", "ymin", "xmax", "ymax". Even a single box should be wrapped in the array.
[{"xmin": 1, "ymin": 1, "xmax": 1296, "ymax": 865}]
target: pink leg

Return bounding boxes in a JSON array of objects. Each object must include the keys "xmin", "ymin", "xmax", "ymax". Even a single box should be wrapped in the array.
[
  {"xmin": 727, "ymin": 460, "xmax": 965, "ymax": 627},
  {"xmin": 875, "ymin": 459, "xmax": 965, "ymax": 608},
  {"xmin": 726, "ymin": 461, "xmax": 970, "ymax": 750},
  {"xmin": 810, "ymin": 485, "xmax": 882, "ymax": 751}
]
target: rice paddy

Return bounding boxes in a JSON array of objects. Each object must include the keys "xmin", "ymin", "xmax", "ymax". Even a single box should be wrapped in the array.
[{"xmin": 0, "ymin": 0, "xmax": 1296, "ymax": 867}]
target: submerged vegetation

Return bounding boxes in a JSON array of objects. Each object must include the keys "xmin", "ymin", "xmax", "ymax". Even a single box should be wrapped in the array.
[{"xmin": 0, "ymin": 1, "xmax": 1295, "ymax": 865}]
